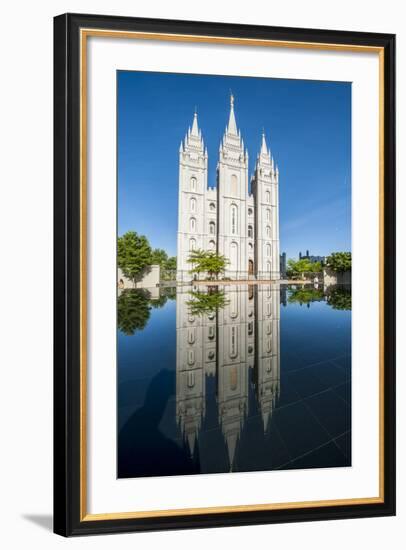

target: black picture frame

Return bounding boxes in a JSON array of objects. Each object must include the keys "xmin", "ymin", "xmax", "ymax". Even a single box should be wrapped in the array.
[{"xmin": 54, "ymin": 12, "xmax": 396, "ymax": 536}]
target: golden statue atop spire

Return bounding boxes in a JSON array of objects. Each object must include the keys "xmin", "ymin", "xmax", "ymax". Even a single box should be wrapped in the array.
[{"xmin": 230, "ymin": 90, "xmax": 234, "ymax": 107}]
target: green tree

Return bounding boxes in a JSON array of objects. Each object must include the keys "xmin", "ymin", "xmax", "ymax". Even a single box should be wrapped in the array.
[
  {"xmin": 117, "ymin": 290, "xmax": 151, "ymax": 335},
  {"xmin": 151, "ymin": 248, "xmax": 168, "ymax": 267},
  {"xmin": 287, "ymin": 258, "xmax": 321, "ymax": 278},
  {"xmin": 165, "ymin": 256, "xmax": 177, "ymax": 271},
  {"xmin": 117, "ymin": 231, "xmax": 152, "ymax": 285},
  {"xmin": 325, "ymin": 252, "xmax": 352, "ymax": 273},
  {"xmin": 187, "ymin": 249, "xmax": 229, "ymax": 280}
]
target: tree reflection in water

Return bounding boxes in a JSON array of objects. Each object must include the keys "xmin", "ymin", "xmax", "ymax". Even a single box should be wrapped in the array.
[{"xmin": 186, "ymin": 287, "xmax": 230, "ymax": 316}]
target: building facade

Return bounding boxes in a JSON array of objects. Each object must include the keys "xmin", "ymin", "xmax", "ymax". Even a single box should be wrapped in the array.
[{"xmin": 177, "ymin": 95, "xmax": 280, "ymax": 282}]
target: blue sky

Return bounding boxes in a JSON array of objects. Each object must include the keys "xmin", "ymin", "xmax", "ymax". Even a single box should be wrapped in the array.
[{"xmin": 117, "ymin": 71, "xmax": 351, "ymax": 260}]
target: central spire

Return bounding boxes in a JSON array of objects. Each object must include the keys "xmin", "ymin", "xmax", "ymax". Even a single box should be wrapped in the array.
[
  {"xmin": 227, "ymin": 91, "xmax": 238, "ymax": 135},
  {"xmin": 191, "ymin": 109, "xmax": 199, "ymax": 137},
  {"xmin": 260, "ymin": 130, "xmax": 269, "ymax": 156}
]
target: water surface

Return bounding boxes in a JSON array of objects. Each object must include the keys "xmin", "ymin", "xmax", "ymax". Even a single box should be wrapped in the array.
[{"xmin": 117, "ymin": 284, "xmax": 351, "ymax": 478}]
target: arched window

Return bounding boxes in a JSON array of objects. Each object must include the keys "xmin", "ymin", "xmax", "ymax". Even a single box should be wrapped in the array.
[
  {"xmin": 187, "ymin": 371, "xmax": 195, "ymax": 388},
  {"xmin": 230, "ymin": 327, "xmax": 238, "ymax": 359},
  {"xmin": 209, "ymin": 202, "xmax": 216, "ymax": 211},
  {"xmin": 248, "ymin": 225, "xmax": 253, "ymax": 238},
  {"xmin": 190, "ymin": 197, "xmax": 196, "ymax": 213},
  {"xmin": 230, "ymin": 292, "xmax": 238, "ymax": 319},
  {"xmin": 266, "ymin": 261, "xmax": 271, "ymax": 272},
  {"xmin": 187, "ymin": 350, "xmax": 195, "ymax": 365},
  {"xmin": 188, "ymin": 328, "xmax": 195, "ymax": 344},
  {"xmin": 266, "ymin": 339, "xmax": 272, "ymax": 353},
  {"xmin": 208, "ymin": 240, "xmax": 215, "ymax": 251},
  {"xmin": 208, "ymin": 326, "xmax": 215, "ymax": 340},
  {"xmin": 248, "ymin": 242, "xmax": 253, "ymax": 251},
  {"xmin": 266, "ymin": 243, "xmax": 271, "ymax": 257},
  {"xmin": 248, "ymin": 207, "xmax": 253, "ymax": 216},
  {"xmin": 266, "ymin": 208, "xmax": 271, "ymax": 222},
  {"xmin": 231, "ymin": 174, "xmax": 238, "ymax": 195},
  {"xmin": 209, "ymin": 221, "xmax": 215, "ymax": 235},
  {"xmin": 231, "ymin": 205, "xmax": 238, "ymax": 234},
  {"xmin": 265, "ymin": 190, "xmax": 271, "ymax": 203},
  {"xmin": 266, "ymin": 225, "xmax": 271, "ymax": 238},
  {"xmin": 248, "ymin": 322, "xmax": 253, "ymax": 336},
  {"xmin": 190, "ymin": 176, "xmax": 197, "ymax": 191},
  {"xmin": 189, "ymin": 238, "xmax": 196, "ymax": 251},
  {"xmin": 190, "ymin": 217, "xmax": 196, "ymax": 232}
]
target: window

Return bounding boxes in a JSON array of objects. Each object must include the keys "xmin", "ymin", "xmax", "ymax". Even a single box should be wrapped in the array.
[
  {"xmin": 266, "ymin": 225, "xmax": 271, "ymax": 238},
  {"xmin": 248, "ymin": 242, "xmax": 253, "ymax": 251},
  {"xmin": 187, "ymin": 350, "xmax": 195, "ymax": 365},
  {"xmin": 190, "ymin": 176, "xmax": 197, "ymax": 191},
  {"xmin": 248, "ymin": 322, "xmax": 253, "ymax": 336},
  {"xmin": 266, "ymin": 208, "xmax": 271, "ymax": 221},
  {"xmin": 190, "ymin": 197, "xmax": 196, "ymax": 213},
  {"xmin": 209, "ymin": 202, "xmax": 216, "ymax": 211},
  {"xmin": 266, "ymin": 243, "xmax": 271, "ymax": 257},
  {"xmin": 248, "ymin": 225, "xmax": 253, "ymax": 238},
  {"xmin": 209, "ymin": 221, "xmax": 215, "ymax": 235},
  {"xmin": 230, "ymin": 327, "xmax": 238, "ymax": 359},
  {"xmin": 208, "ymin": 240, "xmax": 215, "ymax": 251},
  {"xmin": 248, "ymin": 207, "xmax": 253, "ymax": 216},
  {"xmin": 187, "ymin": 371, "xmax": 195, "ymax": 388},
  {"xmin": 208, "ymin": 350, "xmax": 215, "ymax": 360},
  {"xmin": 188, "ymin": 329, "xmax": 195, "ymax": 344},
  {"xmin": 189, "ymin": 238, "xmax": 196, "ymax": 251},
  {"xmin": 230, "ymin": 242, "xmax": 238, "ymax": 271},
  {"xmin": 265, "ymin": 190, "xmax": 270, "ymax": 203},
  {"xmin": 230, "ymin": 292, "xmax": 238, "ymax": 319},
  {"xmin": 231, "ymin": 205, "xmax": 237, "ymax": 234},
  {"xmin": 190, "ymin": 217, "xmax": 196, "ymax": 232},
  {"xmin": 208, "ymin": 326, "xmax": 215, "ymax": 340}
]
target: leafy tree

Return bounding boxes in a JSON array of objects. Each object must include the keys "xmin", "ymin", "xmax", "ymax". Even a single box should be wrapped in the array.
[
  {"xmin": 327, "ymin": 287, "xmax": 352, "ymax": 310},
  {"xmin": 117, "ymin": 231, "xmax": 152, "ymax": 285},
  {"xmin": 325, "ymin": 252, "xmax": 352, "ymax": 273},
  {"xmin": 187, "ymin": 249, "xmax": 229, "ymax": 280},
  {"xmin": 165, "ymin": 256, "xmax": 177, "ymax": 271},
  {"xmin": 287, "ymin": 258, "xmax": 322, "ymax": 278},
  {"xmin": 151, "ymin": 248, "xmax": 168, "ymax": 267},
  {"xmin": 187, "ymin": 289, "xmax": 229, "ymax": 316},
  {"xmin": 117, "ymin": 290, "xmax": 151, "ymax": 335}
]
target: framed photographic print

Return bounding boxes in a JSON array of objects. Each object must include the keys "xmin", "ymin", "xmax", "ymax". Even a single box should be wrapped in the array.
[{"xmin": 53, "ymin": 13, "xmax": 396, "ymax": 536}]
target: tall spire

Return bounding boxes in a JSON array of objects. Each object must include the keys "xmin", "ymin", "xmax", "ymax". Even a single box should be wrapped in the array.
[
  {"xmin": 260, "ymin": 129, "xmax": 268, "ymax": 156},
  {"xmin": 191, "ymin": 108, "xmax": 199, "ymax": 137},
  {"xmin": 227, "ymin": 91, "xmax": 238, "ymax": 135}
]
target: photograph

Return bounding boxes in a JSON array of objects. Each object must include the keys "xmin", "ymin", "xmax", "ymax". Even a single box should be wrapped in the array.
[{"xmin": 116, "ymin": 70, "xmax": 352, "ymax": 479}]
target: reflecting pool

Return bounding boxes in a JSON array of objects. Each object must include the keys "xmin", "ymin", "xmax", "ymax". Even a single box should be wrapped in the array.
[{"xmin": 117, "ymin": 284, "xmax": 351, "ymax": 478}]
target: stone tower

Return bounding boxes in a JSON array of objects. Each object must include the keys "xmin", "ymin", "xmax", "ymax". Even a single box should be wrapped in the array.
[
  {"xmin": 252, "ymin": 133, "xmax": 280, "ymax": 279},
  {"xmin": 217, "ymin": 95, "xmax": 250, "ymax": 279},
  {"xmin": 177, "ymin": 111, "xmax": 208, "ymax": 282}
]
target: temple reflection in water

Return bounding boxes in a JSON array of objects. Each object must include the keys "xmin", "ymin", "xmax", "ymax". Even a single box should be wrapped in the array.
[{"xmin": 176, "ymin": 284, "xmax": 280, "ymax": 471}]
